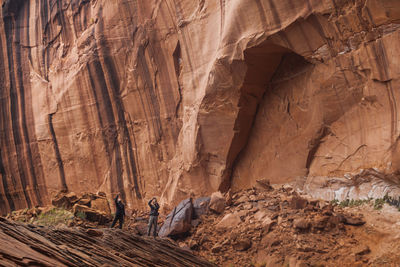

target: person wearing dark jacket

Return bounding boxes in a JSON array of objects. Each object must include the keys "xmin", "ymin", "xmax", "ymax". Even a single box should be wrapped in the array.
[
  {"xmin": 147, "ymin": 197, "xmax": 159, "ymax": 237},
  {"xmin": 110, "ymin": 194, "xmax": 125, "ymax": 229}
]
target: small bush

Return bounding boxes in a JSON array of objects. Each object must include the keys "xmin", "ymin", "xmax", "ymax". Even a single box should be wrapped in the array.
[
  {"xmin": 331, "ymin": 195, "xmax": 400, "ymax": 212},
  {"xmin": 330, "ymin": 199, "xmax": 339, "ymax": 206},
  {"xmin": 384, "ymin": 194, "xmax": 400, "ymax": 210},
  {"xmin": 333, "ymin": 198, "xmax": 370, "ymax": 208},
  {"xmin": 374, "ymin": 198, "xmax": 385, "ymax": 210},
  {"xmin": 35, "ymin": 208, "xmax": 74, "ymax": 226}
]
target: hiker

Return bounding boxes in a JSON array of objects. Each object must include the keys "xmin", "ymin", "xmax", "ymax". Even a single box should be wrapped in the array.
[
  {"xmin": 110, "ymin": 194, "xmax": 125, "ymax": 229},
  {"xmin": 147, "ymin": 197, "xmax": 160, "ymax": 237}
]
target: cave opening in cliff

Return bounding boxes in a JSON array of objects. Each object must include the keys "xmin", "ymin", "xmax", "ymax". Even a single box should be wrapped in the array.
[{"xmin": 220, "ymin": 42, "xmax": 311, "ymax": 192}]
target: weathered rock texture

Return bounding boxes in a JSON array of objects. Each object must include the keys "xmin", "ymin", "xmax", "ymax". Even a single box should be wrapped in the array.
[
  {"xmin": 0, "ymin": 217, "xmax": 214, "ymax": 266},
  {"xmin": 0, "ymin": 0, "xmax": 400, "ymax": 214}
]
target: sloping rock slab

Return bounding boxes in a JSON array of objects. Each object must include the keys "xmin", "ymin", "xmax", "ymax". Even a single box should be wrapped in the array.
[
  {"xmin": 159, "ymin": 198, "xmax": 193, "ymax": 237},
  {"xmin": 0, "ymin": 217, "xmax": 215, "ymax": 267}
]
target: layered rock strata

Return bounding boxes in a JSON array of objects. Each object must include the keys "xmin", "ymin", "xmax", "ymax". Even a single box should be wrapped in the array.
[
  {"xmin": 0, "ymin": 217, "xmax": 214, "ymax": 266},
  {"xmin": 0, "ymin": 0, "xmax": 400, "ymax": 214}
]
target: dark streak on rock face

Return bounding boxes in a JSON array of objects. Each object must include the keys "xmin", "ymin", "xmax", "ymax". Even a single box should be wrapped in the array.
[
  {"xmin": 48, "ymin": 113, "xmax": 67, "ymax": 191},
  {"xmin": 0, "ymin": 0, "xmax": 48, "ymax": 213},
  {"xmin": 99, "ymin": 28, "xmax": 143, "ymax": 200},
  {"xmin": 0, "ymin": 149, "xmax": 15, "ymax": 212},
  {"xmin": 4, "ymin": 5, "xmax": 33, "ymax": 209}
]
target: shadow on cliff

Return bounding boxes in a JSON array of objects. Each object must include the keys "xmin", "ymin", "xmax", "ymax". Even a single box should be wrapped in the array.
[{"xmin": 220, "ymin": 43, "xmax": 311, "ymax": 192}]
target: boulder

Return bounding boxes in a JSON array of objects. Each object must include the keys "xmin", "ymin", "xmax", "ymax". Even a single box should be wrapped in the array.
[
  {"xmin": 235, "ymin": 195, "xmax": 249, "ymax": 205},
  {"xmin": 77, "ymin": 198, "xmax": 91, "ymax": 207},
  {"xmin": 216, "ymin": 213, "xmax": 241, "ymax": 229},
  {"xmin": 293, "ymin": 218, "xmax": 310, "ymax": 230},
  {"xmin": 254, "ymin": 210, "xmax": 267, "ymax": 221},
  {"xmin": 290, "ymin": 196, "xmax": 308, "ymax": 209},
  {"xmin": 91, "ymin": 198, "xmax": 111, "ymax": 216},
  {"xmin": 158, "ymin": 198, "xmax": 193, "ymax": 237},
  {"xmin": 82, "ymin": 193, "xmax": 98, "ymax": 201},
  {"xmin": 193, "ymin": 197, "xmax": 210, "ymax": 218},
  {"xmin": 73, "ymin": 204, "xmax": 110, "ymax": 224},
  {"xmin": 233, "ymin": 238, "xmax": 252, "ymax": 251},
  {"xmin": 254, "ymin": 211, "xmax": 273, "ymax": 230},
  {"xmin": 312, "ymin": 215, "xmax": 330, "ymax": 230},
  {"xmin": 65, "ymin": 192, "xmax": 79, "ymax": 202},
  {"xmin": 243, "ymin": 203, "xmax": 253, "ymax": 210},
  {"xmin": 52, "ymin": 192, "xmax": 78, "ymax": 209},
  {"xmin": 209, "ymin": 192, "xmax": 225, "ymax": 214},
  {"xmin": 343, "ymin": 215, "xmax": 366, "ymax": 226}
]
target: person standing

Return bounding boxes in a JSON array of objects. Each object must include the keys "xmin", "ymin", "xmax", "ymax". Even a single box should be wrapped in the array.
[
  {"xmin": 147, "ymin": 197, "xmax": 160, "ymax": 237},
  {"xmin": 110, "ymin": 194, "xmax": 125, "ymax": 229}
]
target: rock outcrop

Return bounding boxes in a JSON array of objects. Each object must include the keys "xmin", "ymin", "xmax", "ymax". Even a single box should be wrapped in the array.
[
  {"xmin": 0, "ymin": 0, "xmax": 400, "ymax": 214},
  {"xmin": 0, "ymin": 217, "xmax": 214, "ymax": 266}
]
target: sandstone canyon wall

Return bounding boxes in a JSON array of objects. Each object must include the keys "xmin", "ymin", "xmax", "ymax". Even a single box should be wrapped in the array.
[{"xmin": 0, "ymin": 0, "xmax": 400, "ymax": 214}]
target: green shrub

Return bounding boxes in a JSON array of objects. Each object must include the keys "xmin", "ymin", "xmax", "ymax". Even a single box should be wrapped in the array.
[
  {"xmin": 35, "ymin": 207, "xmax": 73, "ymax": 226},
  {"xmin": 333, "ymin": 198, "xmax": 370, "ymax": 208},
  {"xmin": 330, "ymin": 199, "xmax": 339, "ymax": 206},
  {"xmin": 374, "ymin": 198, "xmax": 385, "ymax": 210}
]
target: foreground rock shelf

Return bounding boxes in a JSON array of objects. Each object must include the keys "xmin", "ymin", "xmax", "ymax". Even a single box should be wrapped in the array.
[{"xmin": 0, "ymin": 217, "xmax": 214, "ymax": 267}]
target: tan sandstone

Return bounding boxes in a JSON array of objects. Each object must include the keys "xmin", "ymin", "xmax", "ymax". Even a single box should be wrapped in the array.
[{"xmin": 0, "ymin": 0, "xmax": 399, "ymax": 215}]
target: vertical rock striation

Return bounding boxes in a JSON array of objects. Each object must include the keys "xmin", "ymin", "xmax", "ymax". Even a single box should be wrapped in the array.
[{"xmin": 0, "ymin": 0, "xmax": 399, "ymax": 214}]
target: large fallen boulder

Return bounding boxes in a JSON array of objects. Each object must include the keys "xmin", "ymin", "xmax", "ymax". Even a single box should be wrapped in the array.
[
  {"xmin": 193, "ymin": 197, "xmax": 211, "ymax": 218},
  {"xmin": 159, "ymin": 198, "xmax": 193, "ymax": 237},
  {"xmin": 290, "ymin": 195, "xmax": 309, "ymax": 209},
  {"xmin": 73, "ymin": 204, "xmax": 110, "ymax": 225},
  {"xmin": 233, "ymin": 238, "xmax": 252, "ymax": 251},
  {"xmin": 91, "ymin": 197, "xmax": 111, "ymax": 216},
  {"xmin": 216, "ymin": 213, "xmax": 242, "ymax": 229},
  {"xmin": 51, "ymin": 192, "xmax": 79, "ymax": 209},
  {"xmin": 77, "ymin": 198, "xmax": 91, "ymax": 207},
  {"xmin": 209, "ymin": 192, "xmax": 225, "ymax": 214}
]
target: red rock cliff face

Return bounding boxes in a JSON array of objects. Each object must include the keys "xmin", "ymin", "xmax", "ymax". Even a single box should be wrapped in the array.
[{"xmin": 0, "ymin": 0, "xmax": 399, "ymax": 214}]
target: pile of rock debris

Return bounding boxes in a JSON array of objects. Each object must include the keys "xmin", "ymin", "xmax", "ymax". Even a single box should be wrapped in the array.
[{"xmin": 166, "ymin": 181, "xmax": 375, "ymax": 266}]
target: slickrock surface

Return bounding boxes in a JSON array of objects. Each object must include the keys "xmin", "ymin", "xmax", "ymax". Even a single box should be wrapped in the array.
[
  {"xmin": 0, "ymin": 217, "xmax": 214, "ymax": 267},
  {"xmin": 1, "ymin": 0, "xmax": 400, "ymax": 215}
]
